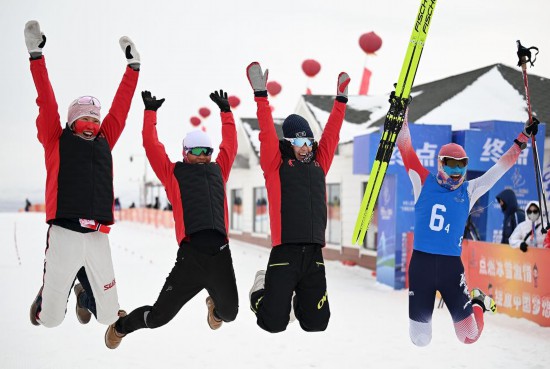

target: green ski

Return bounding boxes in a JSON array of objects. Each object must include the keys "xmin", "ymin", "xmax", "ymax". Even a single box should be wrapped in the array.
[{"xmin": 352, "ymin": 0, "xmax": 437, "ymax": 245}]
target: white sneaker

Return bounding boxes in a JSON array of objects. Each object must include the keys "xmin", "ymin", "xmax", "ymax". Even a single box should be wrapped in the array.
[{"xmin": 249, "ymin": 270, "xmax": 266, "ymax": 313}]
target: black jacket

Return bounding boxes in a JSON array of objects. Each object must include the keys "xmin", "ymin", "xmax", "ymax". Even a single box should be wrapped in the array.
[{"xmin": 496, "ymin": 188, "xmax": 525, "ymax": 244}]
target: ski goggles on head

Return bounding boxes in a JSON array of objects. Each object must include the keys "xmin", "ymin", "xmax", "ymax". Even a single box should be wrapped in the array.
[
  {"xmin": 185, "ymin": 147, "xmax": 214, "ymax": 156},
  {"xmin": 285, "ymin": 137, "xmax": 314, "ymax": 147},
  {"xmin": 73, "ymin": 96, "xmax": 101, "ymax": 108},
  {"xmin": 440, "ymin": 157, "xmax": 468, "ymax": 168}
]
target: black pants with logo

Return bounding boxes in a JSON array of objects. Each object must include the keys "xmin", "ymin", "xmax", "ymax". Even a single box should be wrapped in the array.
[
  {"xmin": 116, "ymin": 231, "xmax": 239, "ymax": 334},
  {"xmin": 251, "ymin": 243, "xmax": 330, "ymax": 333}
]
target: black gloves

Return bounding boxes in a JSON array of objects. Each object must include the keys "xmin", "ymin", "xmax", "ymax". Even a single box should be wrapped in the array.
[
  {"xmin": 523, "ymin": 116, "xmax": 540, "ymax": 137},
  {"xmin": 520, "ymin": 242, "xmax": 528, "ymax": 252},
  {"xmin": 210, "ymin": 89, "xmax": 231, "ymax": 113},
  {"xmin": 141, "ymin": 91, "xmax": 165, "ymax": 112}
]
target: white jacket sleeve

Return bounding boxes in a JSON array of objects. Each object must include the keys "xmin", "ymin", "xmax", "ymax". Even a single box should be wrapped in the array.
[{"xmin": 508, "ymin": 221, "xmax": 529, "ymax": 248}]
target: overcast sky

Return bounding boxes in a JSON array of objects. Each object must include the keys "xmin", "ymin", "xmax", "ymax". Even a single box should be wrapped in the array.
[{"xmin": 1, "ymin": 0, "xmax": 549, "ymax": 209}]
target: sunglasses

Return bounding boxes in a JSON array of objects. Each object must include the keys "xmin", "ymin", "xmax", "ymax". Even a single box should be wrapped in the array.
[
  {"xmin": 285, "ymin": 137, "xmax": 314, "ymax": 147},
  {"xmin": 527, "ymin": 209, "xmax": 539, "ymax": 214},
  {"xmin": 73, "ymin": 96, "xmax": 101, "ymax": 108},
  {"xmin": 441, "ymin": 157, "xmax": 468, "ymax": 168},
  {"xmin": 186, "ymin": 147, "xmax": 214, "ymax": 156}
]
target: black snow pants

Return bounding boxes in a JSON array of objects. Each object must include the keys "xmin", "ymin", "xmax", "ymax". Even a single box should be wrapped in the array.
[
  {"xmin": 251, "ymin": 243, "xmax": 330, "ymax": 333},
  {"xmin": 116, "ymin": 230, "xmax": 239, "ymax": 334}
]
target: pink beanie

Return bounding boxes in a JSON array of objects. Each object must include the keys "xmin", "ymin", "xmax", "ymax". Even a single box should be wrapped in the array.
[{"xmin": 67, "ymin": 96, "xmax": 101, "ymax": 124}]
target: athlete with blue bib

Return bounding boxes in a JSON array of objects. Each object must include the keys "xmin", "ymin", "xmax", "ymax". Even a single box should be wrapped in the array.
[{"xmin": 397, "ymin": 111, "xmax": 538, "ymax": 346}]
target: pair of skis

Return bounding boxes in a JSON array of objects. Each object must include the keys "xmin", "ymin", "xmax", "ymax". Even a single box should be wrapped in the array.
[
  {"xmin": 516, "ymin": 41, "xmax": 549, "ymax": 232},
  {"xmin": 352, "ymin": 0, "xmax": 438, "ymax": 245}
]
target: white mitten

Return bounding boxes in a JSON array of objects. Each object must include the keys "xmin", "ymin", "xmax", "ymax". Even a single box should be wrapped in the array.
[
  {"xmin": 337, "ymin": 72, "xmax": 350, "ymax": 99},
  {"xmin": 119, "ymin": 36, "xmax": 140, "ymax": 70},
  {"xmin": 246, "ymin": 62, "xmax": 269, "ymax": 92},
  {"xmin": 24, "ymin": 20, "xmax": 46, "ymax": 57}
]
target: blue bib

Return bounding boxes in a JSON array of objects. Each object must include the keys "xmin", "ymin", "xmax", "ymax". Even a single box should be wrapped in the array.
[{"xmin": 413, "ymin": 174, "xmax": 470, "ymax": 256}]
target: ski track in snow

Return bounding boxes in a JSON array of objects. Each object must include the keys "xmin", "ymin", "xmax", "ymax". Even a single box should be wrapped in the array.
[{"xmin": 1, "ymin": 212, "xmax": 549, "ymax": 369}]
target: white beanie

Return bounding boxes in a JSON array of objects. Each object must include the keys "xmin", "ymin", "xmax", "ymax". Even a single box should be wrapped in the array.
[{"xmin": 183, "ymin": 130, "xmax": 212, "ymax": 149}]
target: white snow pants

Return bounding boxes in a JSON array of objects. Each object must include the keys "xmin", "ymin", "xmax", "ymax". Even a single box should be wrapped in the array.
[{"xmin": 36, "ymin": 225, "xmax": 119, "ymax": 327}]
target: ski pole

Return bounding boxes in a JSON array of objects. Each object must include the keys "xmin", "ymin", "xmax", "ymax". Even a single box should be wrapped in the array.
[{"xmin": 516, "ymin": 40, "xmax": 549, "ymax": 231}]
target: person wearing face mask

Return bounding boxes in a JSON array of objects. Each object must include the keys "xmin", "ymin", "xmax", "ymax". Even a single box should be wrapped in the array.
[
  {"xmin": 246, "ymin": 62, "xmax": 349, "ymax": 333},
  {"xmin": 495, "ymin": 188, "xmax": 525, "ymax": 244},
  {"xmin": 104, "ymin": 90, "xmax": 238, "ymax": 349},
  {"xmin": 25, "ymin": 20, "xmax": 140, "ymax": 329},
  {"xmin": 509, "ymin": 201, "xmax": 545, "ymax": 252},
  {"xmin": 396, "ymin": 110, "xmax": 539, "ymax": 346}
]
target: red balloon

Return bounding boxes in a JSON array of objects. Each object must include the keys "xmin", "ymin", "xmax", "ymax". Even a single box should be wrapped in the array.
[
  {"xmin": 267, "ymin": 81, "xmax": 282, "ymax": 97},
  {"xmin": 190, "ymin": 116, "xmax": 201, "ymax": 127},
  {"xmin": 199, "ymin": 107, "xmax": 211, "ymax": 118},
  {"xmin": 228, "ymin": 95, "xmax": 240, "ymax": 108},
  {"xmin": 359, "ymin": 32, "xmax": 382, "ymax": 54},
  {"xmin": 302, "ymin": 59, "xmax": 321, "ymax": 77}
]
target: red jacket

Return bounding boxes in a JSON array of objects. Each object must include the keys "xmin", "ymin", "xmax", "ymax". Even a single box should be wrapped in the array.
[
  {"xmin": 31, "ymin": 57, "xmax": 139, "ymax": 224},
  {"xmin": 255, "ymin": 96, "xmax": 346, "ymax": 246},
  {"xmin": 142, "ymin": 110, "xmax": 237, "ymax": 245}
]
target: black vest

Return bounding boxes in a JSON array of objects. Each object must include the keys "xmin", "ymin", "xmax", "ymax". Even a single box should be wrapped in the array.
[
  {"xmin": 279, "ymin": 158, "xmax": 327, "ymax": 245},
  {"xmin": 174, "ymin": 162, "xmax": 226, "ymax": 237},
  {"xmin": 56, "ymin": 127, "xmax": 114, "ymax": 223}
]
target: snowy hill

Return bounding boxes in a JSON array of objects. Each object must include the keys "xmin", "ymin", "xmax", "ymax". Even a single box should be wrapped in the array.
[{"xmin": 2, "ymin": 212, "xmax": 550, "ymax": 368}]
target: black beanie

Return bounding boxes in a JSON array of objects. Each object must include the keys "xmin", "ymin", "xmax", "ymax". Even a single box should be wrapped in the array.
[{"xmin": 282, "ymin": 114, "xmax": 314, "ymax": 138}]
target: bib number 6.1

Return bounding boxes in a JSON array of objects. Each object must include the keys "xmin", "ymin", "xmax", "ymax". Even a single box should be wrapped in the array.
[{"xmin": 429, "ymin": 204, "xmax": 450, "ymax": 233}]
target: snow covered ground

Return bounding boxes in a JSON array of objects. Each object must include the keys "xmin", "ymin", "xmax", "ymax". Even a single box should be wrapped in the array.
[{"xmin": 2, "ymin": 212, "xmax": 549, "ymax": 369}]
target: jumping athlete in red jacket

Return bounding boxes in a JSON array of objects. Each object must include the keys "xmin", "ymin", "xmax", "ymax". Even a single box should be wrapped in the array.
[
  {"xmin": 25, "ymin": 20, "xmax": 140, "ymax": 328},
  {"xmin": 247, "ymin": 62, "xmax": 350, "ymax": 333},
  {"xmin": 105, "ymin": 89, "xmax": 239, "ymax": 349}
]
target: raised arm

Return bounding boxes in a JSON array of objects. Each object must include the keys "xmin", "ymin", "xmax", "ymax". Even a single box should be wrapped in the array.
[
  {"xmin": 99, "ymin": 37, "xmax": 140, "ymax": 150},
  {"xmin": 467, "ymin": 131, "xmax": 532, "ymax": 208},
  {"xmin": 316, "ymin": 72, "xmax": 349, "ymax": 174},
  {"xmin": 141, "ymin": 91, "xmax": 175, "ymax": 185},
  {"xmin": 396, "ymin": 110, "xmax": 430, "ymax": 202},
  {"xmin": 210, "ymin": 90, "xmax": 237, "ymax": 181},
  {"xmin": 25, "ymin": 21, "xmax": 62, "ymax": 147},
  {"xmin": 246, "ymin": 62, "xmax": 281, "ymax": 174}
]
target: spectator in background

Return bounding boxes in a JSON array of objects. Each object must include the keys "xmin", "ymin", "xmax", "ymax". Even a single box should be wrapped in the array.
[
  {"xmin": 153, "ymin": 196, "xmax": 160, "ymax": 210},
  {"xmin": 25, "ymin": 198, "xmax": 32, "ymax": 212},
  {"xmin": 129, "ymin": 202, "xmax": 136, "ymax": 209},
  {"xmin": 114, "ymin": 198, "xmax": 121, "ymax": 211},
  {"xmin": 496, "ymin": 188, "xmax": 525, "ymax": 244},
  {"xmin": 509, "ymin": 201, "xmax": 545, "ymax": 252}
]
